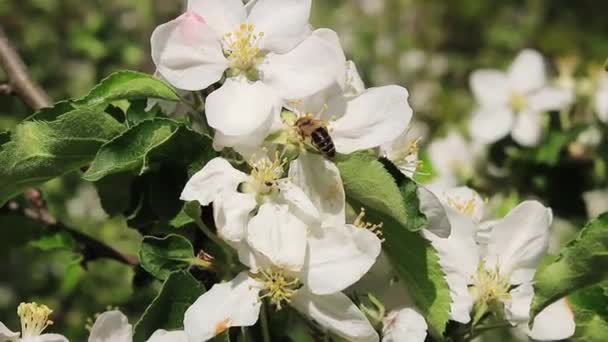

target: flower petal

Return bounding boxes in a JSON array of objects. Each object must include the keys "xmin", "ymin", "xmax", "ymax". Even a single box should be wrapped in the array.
[
  {"xmin": 417, "ymin": 186, "xmax": 451, "ymax": 238},
  {"xmin": 213, "ymin": 190, "xmax": 257, "ymax": 242},
  {"xmin": 441, "ymin": 186, "xmax": 485, "ymax": 223},
  {"xmin": 511, "ymin": 110, "xmax": 543, "ymax": 147},
  {"xmin": 151, "ymin": 12, "xmax": 227, "ymax": 91},
  {"xmin": 187, "ymin": 0, "xmax": 246, "ymax": 34},
  {"xmin": 0, "ymin": 322, "xmax": 19, "ymax": 340},
  {"xmin": 345, "ymin": 60, "xmax": 366, "ymax": 96},
  {"xmin": 289, "ymin": 152, "xmax": 346, "ymax": 226},
  {"xmin": 528, "ymin": 86, "xmax": 573, "ymax": 112},
  {"xmin": 260, "ymin": 29, "xmax": 345, "ymax": 99},
  {"xmin": 147, "ymin": 330, "xmax": 189, "ymax": 342},
  {"xmin": 87, "ymin": 310, "xmax": 133, "ymax": 342},
  {"xmin": 206, "ymin": 78, "xmax": 281, "ymax": 137},
  {"xmin": 331, "ymin": 85, "xmax": 412, "ymax": 154},
  {"xmin": 38, "ymin": 334, "xmax": 69, "ymax": 342},
  {"xmin": 528, "ymin": 298, "xmax": 575, "ymax": 341},
  {"xmin": 469, "ymin": 70, "xmax": 509, "ymax": 107},
  {"xmin": 595, "ymin": 82, "xmax": 608, "ymax": 123},
  {"xmin": 304, "ymin": 224, "xmax": 382, "ymax": 295},
  {"xmin": 248, "ymin": 0, "xmax": 312, "ymax": 53},
  {"xmin": 291, "ymin": 290, "xmax": 379, "ymax": 342},
  {"xmin": 184, "ymin": 272, "xmax": 262, "ymax": 341},
  {"xmin": 508, "ymin": 49, "xmax": 547, "ymax": 94},
  {"xmin": 484, "ymin": 201, "xmax": 552, "ymax": 284},
  {"xmin": 423, "ymin": 206, "xmax": 479, "ymax": 324},
  {"xmin": 469, "ymin": 106, "xmax": 514, "ymax": 145},
  {"xmin": 277, "ymin": 180, "xmax": 321, "ymax": 228},
  {"xmin": 180, "ymin": 157, "xmax": 248, "ymax": 205},
  {"xmin": 247, "ymin": 203, "xmax": 308, "ymax": 271},
  {"xmin": 382, "ymin": 308, "xmax": 428, "ymax": 342},
  {"xmin": 503, "ymin": 282, "xmax": 533, "ymax": 325}
]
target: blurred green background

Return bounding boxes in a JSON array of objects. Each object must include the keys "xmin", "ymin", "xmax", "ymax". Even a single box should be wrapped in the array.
[{"xmin": 1, "ymin": 0, "xmax": 607, "ymax": 340}]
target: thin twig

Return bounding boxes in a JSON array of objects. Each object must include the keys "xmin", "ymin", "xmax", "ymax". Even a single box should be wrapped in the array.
[
  {"xmin": 4, "ymin": 189, "xmax": 139, "ymax": 266},
  {"xmin": 0, "ymin": 25, "xmax": 51, "ymax": 110}
]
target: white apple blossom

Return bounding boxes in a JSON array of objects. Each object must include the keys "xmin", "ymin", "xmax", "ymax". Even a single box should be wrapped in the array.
[
  {"xmin": 151, "ymin": 0, "xmax": 344, "ymax": 147},
  {"xmin": 583, "ymin": 189, "xmax": 608, "ymax": 219},
  {"xmin": 427, "ymin": 132, "xmax": 480, "ymax": 192},
  {"xmin": 181, "ymin": 156, "xmax": 318, "ymax": 271},
  {"xmin": 382, "ymin": 308, "xmax": 428, "ymax": 342},
  {"xmin": 87, "ymin": 310, "xmax": 188, "ymax": 342},
  {"xmin": 469, "ymin": 49, "xmax": 573, "ymax": 147},
  {"xmin": 0, "ymin": 302, "xmax": 67, "ymax": 342},
  {"xmin": 380, "ymin": 120, "xmax": 429, "ymax": 179},
  {"xmin": 423, "ymin": 187, "xmax": 575, "ymax": 340}
]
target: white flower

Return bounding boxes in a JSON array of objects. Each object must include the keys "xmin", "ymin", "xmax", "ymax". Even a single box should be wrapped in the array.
[
  {"xmin": 151, "ymin": 0, "xmax": 344, "ymax": 146},
  {"xmin": 380, "ymin": 121, "xmax": 428, "ymax": 179},
  {"xmin": 427, "ymin": 132, "xmax": 479, "ymax": 191},
  {"xmin": 183, "ymin": 152, "xmax": 381, "ymax": 341},
  {"xmin": 594, "ymin": 73, "xmax": 608, "ymax": 123},
  {"xmin": 382, "ymin": 308, "xmax": 428, "ymax": 342},
  {"xmin": 0, "ymin": 303, "xmax": 67, "ymax": 342},
  {"xmin": 469, "ymin": 49, "xmax": 572, "ymax": 147},
  {"xmin": 88, "ymin": 310, "xmax": 188, "ymax": 342},
  {"xmin": 181, "ymin": 156, "xmax": 317, "ymax": 271},
  {"xmin": 423, "ymin": 188, "xmax": 575, "ymax": 340}
]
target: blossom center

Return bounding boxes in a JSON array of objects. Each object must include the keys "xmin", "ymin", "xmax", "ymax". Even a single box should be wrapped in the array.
[
  {"xmin": 389, "ymin": 137, "xmax": 422, "ymax": 177},
  {"xmin": 447, "ymin": 195, "xmax": 477, "ymax": 217},
  {"xmin": 470, "ymin": 262, "xmax": 511, "ymax": 307},
  {"xmin": 247, "ymin": 156, "xmax": 286, "ymax": 195},
  {"xmin": 223, "ymin": 23, "xmax": 265, "ymax": 78},
  {"xmin": 17, "ymin": 302, "xmax": 54, "ymax": 337},
  {"xmin": 256, "ymin": 269, "xmax": 301, "ymax": 310},
  {"xmin": 509, "ymin": 92, "xmax": 528, "ymax": 112}
]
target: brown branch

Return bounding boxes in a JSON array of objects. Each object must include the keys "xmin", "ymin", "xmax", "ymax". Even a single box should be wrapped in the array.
[
  {"xmin": 0, "ymin": 25, "xmax": 51, "ymax": 110},
  {"xmin": 5, "ymin": 190, "xmax": 139, "ymax": 266}
]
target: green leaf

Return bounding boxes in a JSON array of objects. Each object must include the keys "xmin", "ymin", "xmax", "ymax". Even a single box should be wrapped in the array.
[
  {"xmin": 336, "ymin": 152, "xmax": 409, "ymax": 227},
  {"xmin": 569, "ymin": 283, "xmax": 608, "ymax": 341},
  {"xmin": 29, "ymin": 231, "xmax": 77, "ymax": 251},
  {"xmin": 0, "ymin": 105, "xmax": 124, "ymax": 206},
  {"xmin": 533, "ymin": 125, "xmax": 586, "ymax": 166},
  {"xmin": 531, "ymin": 213, "xmax": 608, "ymax": 319},
  {"xmin": 139, "ymin": 234, "xmax": 200, "ymax": 280},
  {"xmin": 74, "ymin": 71, "xmax": 180, "ymax": 107},
  {"xmin": 133, "ymin": 271, "xmax": 206, "ymax": 342},
  {"xmin": 83, "ymin": 118, "xmax": 214, "ymax": 181},
  {"xmin": 340, "ymin": 156, "xmax": 450, "ymax": 336},
  {"xmin": 94, "ymin": 173, "xmax": 134, "ymax": 216}
]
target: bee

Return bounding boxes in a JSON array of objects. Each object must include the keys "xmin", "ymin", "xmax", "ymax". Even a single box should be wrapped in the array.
[{"xmin": 295, "ymin": 117, "xmax": 336, "ymax": 158}]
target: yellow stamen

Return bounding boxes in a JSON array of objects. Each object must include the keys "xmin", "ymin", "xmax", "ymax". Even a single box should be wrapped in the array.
[
  {"xmin": 255, "ymin": 269, "xmax": 301, "ymax": 310},
  {"xmin": 17, "ymin": 302, "xmax": 54, "ymax": 337},
  {"xmin": 470, "ymin": 261, "xmax": 511, "ymax": 308},
  {"xmin": 223, "ymin": 23, "xmax": 265, "ymax": 76},
  {"xmin": 509, "ymin": 92, "xmax": 528, "ymax": 112},
  {"xmin": 354, "ymin": 208, "xmax": 384, "ymax": 239},
  {"xmin": 447, "ymin": 196, "xmax": 478, "ymax": 217},
  {"xmin": 248, "ymin": 153, "xmax": 287, "ymax": 195}
]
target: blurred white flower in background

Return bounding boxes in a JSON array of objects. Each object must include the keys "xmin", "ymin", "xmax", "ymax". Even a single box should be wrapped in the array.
[
  {"xmin": 469, "ymin": 49, "xmax": 573, "ymax": 147},
  {"xmin": 427, "ymin": 132, "xmax": 482, "ymax": 192},
  {"xmin": 356, "ymin": 0, "xmax": 385, "ymax": 16},
  {"xmin": 583, "ymin": 189, "xmax": 608, "ymax": 219},
  {"xmin": 593, "ymin": 73, "xmax": 608, "ymax": 123}
]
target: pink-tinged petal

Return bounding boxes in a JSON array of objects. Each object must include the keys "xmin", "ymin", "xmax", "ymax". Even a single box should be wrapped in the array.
[
  {"xmin": 508, "ymin": 49, "xmax": 547, "ymax": 94},
  {"xmin": 248, "ymin": 0, "xmax": 313, "ymax": 53},
  {"xmin": 291, "ymin": 290, "xmax": 379, "ymax": 342},
  {"xmin": 260, "ymin": 29, "xmax": 345, "ymax": 99},
  {"xmin": 206, "ymin": 78, "xmax": 281, "ymax": 136},
  {"xmin": 151, "ymin": 12, "xmax": 228, "ymax": 91},
  {"xmin": 331, "ymin": 85, "xmax": 412, "ymax": 154},
  {"xmin": 469, "ymin": 70, "xmax": 509, "ymax": 107},
  {"xmin": 184, "ymin": 272, "xmax": 262, "ymax": 341},
  {"xmin": 382, "ymin": 308, "xmax": 428, "ymax": 342},
  {"xmin": 484, "ymin": 201, "xmax": 552, "ymax": 284},
  {"xmin": 188, "ymin": 0, "xmax": 246, "ymax": 35},
  {"xmin": 528, "ymin": 298, "xmax": 575, "ymax": 341}
]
